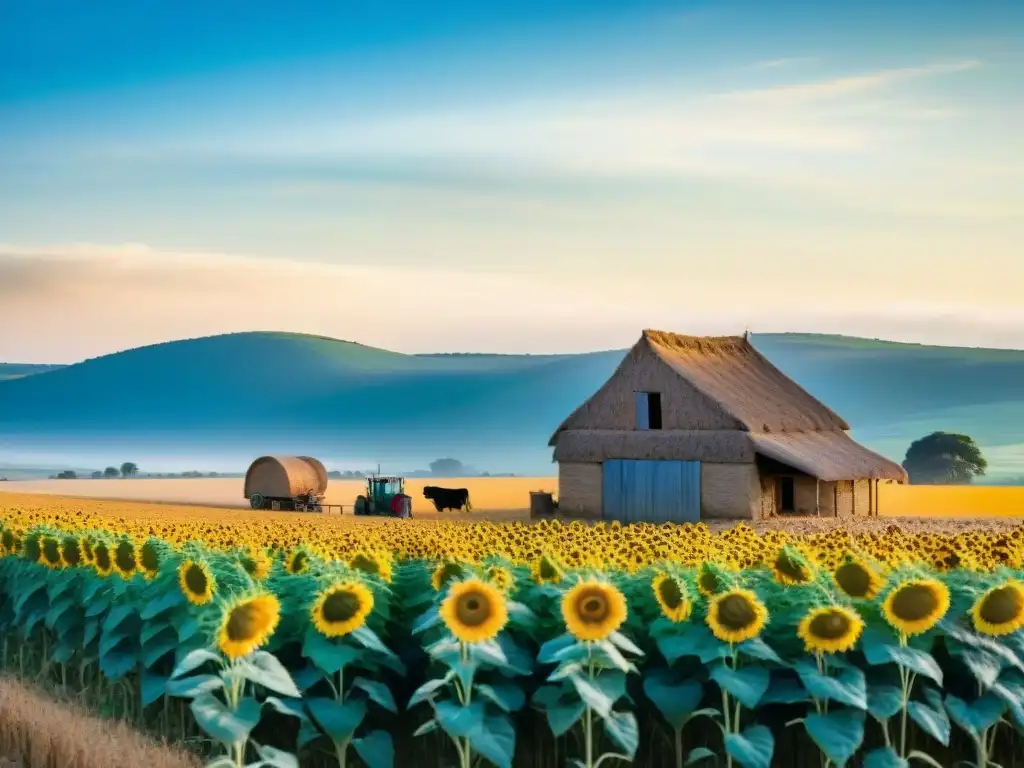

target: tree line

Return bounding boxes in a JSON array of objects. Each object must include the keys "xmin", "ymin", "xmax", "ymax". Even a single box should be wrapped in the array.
[{"xmin": 53, "ymin": 462, "xmax": 138, "ymax": 480}]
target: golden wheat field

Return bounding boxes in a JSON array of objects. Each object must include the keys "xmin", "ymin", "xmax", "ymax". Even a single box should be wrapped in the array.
[{"xmin": 2, "ymin": 475, "xmax": 1024, "ymax": 519}]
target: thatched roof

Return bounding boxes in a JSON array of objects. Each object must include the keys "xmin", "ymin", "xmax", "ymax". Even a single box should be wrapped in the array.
[
  {"xmin": 751, "ymin": 432, "xmax": 907, "ymax": 482},
  {"xmin": 549, "ymin": 329, "xmax": 907, "ymax": 482},
  {"xmin": 244, "ymin": 455, "xmax": 329, "ymax": 499},
  {"xmin": 549, "ymin": 330, "xmax": 848, "ymax": 445},
  {"xmin": 640, "ymin": 330, "xmax": 849, "ymax": 432}
]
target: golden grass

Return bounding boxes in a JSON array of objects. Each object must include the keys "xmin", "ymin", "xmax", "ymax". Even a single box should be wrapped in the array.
[
  {"xmin": 0, "ymin": 676, "xmax": 200, "ymax": 768},
  {"xmin": 0, "ymin": 477, "xmax": 555, "ymax": 514},
  {"xmin": 880, "ymin": 483, "xmax": 1024, "ymax": 518},
  {"xmin": 3, "ymin": 477, "xmax": 1023, "ymax": 520}
]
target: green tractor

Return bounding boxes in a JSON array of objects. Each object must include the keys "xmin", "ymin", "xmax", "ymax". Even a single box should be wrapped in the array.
[{"xmin": 353, "ymin": 475, "xmax": 412, "ymax": 518}]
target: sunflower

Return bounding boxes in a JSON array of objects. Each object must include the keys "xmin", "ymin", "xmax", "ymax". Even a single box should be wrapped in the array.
[
  {"xmin": 652, "ymin": 573, "xmax": 692, "ymax": 622},
  {"xmin": 0, "ymin": 529, "xmax": 16, "ymax": 556},
  {"xmin": 440, "ymin": 578, "xmax": 509, "ymax": 644},
  {"xmin": 486, "ymin": 565, "xmax": 515, "ymax": 593},
  {"xmin": 311, "ymin": 581, "xmax": 374, "ymax": 638},
  {"xmin": 22, "ymin": 533, "xmax": 42, "ymax": 563},
  {"xmin": 773, "ymin": 547, "xmax": 814, "ymax": 586},
  {"xmin": 113, "ymin": 539, "xmax": 138, "ymax": 578},
  {"xmin": 40, "ymin": 536, "xmax": 63, "ymax": 569},
  {"xmin": 697, "ymin": 562, "xmax": 730, "ymax": 597},
  {"xmin": 59, "ymin": 535, "xmax": 82, "ymax": 568},
  {"xmin": 92, "ymin": 541, "xmax": 113, "ymax": 577},
  {"xmin": 706, "ymin": 588, "xmax": 768, "ymax": 644},
  {"xmin": 78, "ymin": 536, "xmax": 94, "ymax": 565},
  {"xmin": 140, "ymin": 540, "xmax": 162, "ymax": 579},
  {"xmin": 797, "ymin": 605, "xmax": 864, "ymax": 654},
  {"xmin": 882, "ymin": 578, "xmax": 950, "ymax": 638},
  {"xmin": 179, "ymin": 560, "xmax": 216, "ymax": 605},
  {"xmin": 561, "ymin": 579, "xmax": 628, "ymax": 642},
  {"xmin": 531, "ymin": 553, "xmax": 565, "ymax": 585},
  {"xmin": 834, "ymin": 556, "xmax": 886, "ymax": 600},
  {"xmin": 240, "ymin": 549, "xmax": 272, "ymax": 581},
  {"xmin": 350, "ymin": 551, "xmax": 393, "ymax": 583},
  {"xmin": 431, "ymin": 560, "xmax": 466, "ymax": 592},
  {"xmin": 216, "ymin": 592, "xmax": 281, "ymax": 661},
  {"xmin": 971, "ymin": 581, "xmax": 1024, "ymax": 637},
  {"xmin": 286, "ymin": 548, "xmax": 310, "ymax": 575}
]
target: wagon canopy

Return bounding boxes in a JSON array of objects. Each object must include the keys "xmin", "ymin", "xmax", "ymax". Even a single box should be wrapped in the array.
[{"xmin": 244, "ymin": 455, "xmax": 329, "ymax": 499}]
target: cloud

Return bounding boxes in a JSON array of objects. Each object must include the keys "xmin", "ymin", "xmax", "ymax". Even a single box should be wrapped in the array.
[
  {"xmin": 721, "ymin": 60, "xmax": 981, "ymax": 105},
  {"xmin": 752, "ymin": 57, "xmax": 818, "ymax": 69}
]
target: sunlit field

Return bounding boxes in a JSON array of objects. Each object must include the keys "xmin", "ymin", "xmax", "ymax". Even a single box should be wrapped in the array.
[
  {"xmin": 880, "ymin": 483, "xmax": 1024, "ymax": 518},
  {"xmin": 0, "ymin": 476, "xmax": 555, "ymax": 516},
  {"xmin": 2, "ymin": 476, "xmax": 1024, "ymax": 520},
  {"xmin": 3, "ymin": 489, "xmax": 1024, "ymax": 767}
]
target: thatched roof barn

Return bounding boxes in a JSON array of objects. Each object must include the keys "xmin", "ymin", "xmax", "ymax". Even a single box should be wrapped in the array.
[
  {"xmin": 244, "ymin": 455, "xmax": 328, "ymax": 501},
  {"xmin": 550, "ymin": 330, "xmax": 906, "ymax": 522}
]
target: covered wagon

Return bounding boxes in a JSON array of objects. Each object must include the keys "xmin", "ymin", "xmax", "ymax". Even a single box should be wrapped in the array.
[{"xmin": 244, "ymin": 455, "xmax": 328, "ymax": 511}]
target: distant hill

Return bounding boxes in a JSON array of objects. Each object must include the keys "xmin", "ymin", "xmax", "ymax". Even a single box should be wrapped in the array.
[
  {"xmin": 1, "ymin": 331, "xmax": 1023, "ymax": 478},
  {"xmin": 0, "ymin": 363, "xmax": 64, "ymax": 381}
]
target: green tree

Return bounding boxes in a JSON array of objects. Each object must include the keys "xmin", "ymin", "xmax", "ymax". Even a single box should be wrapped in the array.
[
  {"xmin": 902, "ymin": 432, "xmax": 988, "ymax": 484},
  {"xmin": 120, "ymin": 462, "xmax": 138, "ymax": 477},
  {"xmin": 103, "ymin": 466, "xmax": 120, "ymax": 478}
]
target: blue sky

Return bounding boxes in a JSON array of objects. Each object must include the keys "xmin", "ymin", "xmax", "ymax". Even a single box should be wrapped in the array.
[{"xmin": 1, "ymin": 0, "xmax": 1022, "ymax": 361}]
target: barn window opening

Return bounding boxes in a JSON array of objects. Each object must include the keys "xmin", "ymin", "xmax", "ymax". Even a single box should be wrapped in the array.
[
  {"xmin": 779, "ymin": 476, "xmax": 795, "ymax": 513},
  {"xmin": 634, "ymin": 391, "xmax": 662, "ymax": 430}
]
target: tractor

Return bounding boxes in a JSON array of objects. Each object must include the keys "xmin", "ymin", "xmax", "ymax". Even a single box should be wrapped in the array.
[{"xmin": 353, "ymin": 475, "xmax": 412, "ymax": 518}]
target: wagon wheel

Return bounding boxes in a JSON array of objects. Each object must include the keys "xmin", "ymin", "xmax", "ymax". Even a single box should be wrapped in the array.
[
  {"xmin": 250, "ymin": 493, "xmax": 265, "ymax": 510},
  {"xmin": 354, "ymin": 495, "xmax": 368, "ymax": 516}
]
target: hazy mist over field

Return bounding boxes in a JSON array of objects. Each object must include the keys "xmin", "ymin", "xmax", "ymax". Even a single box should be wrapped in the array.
[{"xmin": 2, "ymin": 330, "xmax": 1024, "ymax": 481}]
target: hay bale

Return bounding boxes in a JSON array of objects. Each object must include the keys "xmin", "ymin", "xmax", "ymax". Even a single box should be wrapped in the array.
[{"xmin": 244, "ymin": 455, "xmax": 327, "ymax": 499}]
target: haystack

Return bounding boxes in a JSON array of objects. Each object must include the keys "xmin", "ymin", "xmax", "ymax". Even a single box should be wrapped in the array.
[{"xmin": 244, "ymin": 455, "xmax": 328, "ymax": 500}]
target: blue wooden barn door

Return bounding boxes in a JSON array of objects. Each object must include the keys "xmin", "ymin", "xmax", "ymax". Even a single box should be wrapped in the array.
[{"xmin": 603, "ymin": 459, "xmax": 701, "ymax": 523}]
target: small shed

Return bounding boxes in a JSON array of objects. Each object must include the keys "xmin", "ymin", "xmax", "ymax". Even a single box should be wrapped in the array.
[
  {"xmin": 550, "ymin": 330, "xmax": 907, "ymax": 522},
  {"xmin": 244, "ymin": 455, "xmax": 328, "ymax": 502}
]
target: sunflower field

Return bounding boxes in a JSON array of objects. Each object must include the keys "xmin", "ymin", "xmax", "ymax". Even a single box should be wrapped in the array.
[{"xmin": 2, "ymin": 500, "xmax": 1024, "ymax": 768}]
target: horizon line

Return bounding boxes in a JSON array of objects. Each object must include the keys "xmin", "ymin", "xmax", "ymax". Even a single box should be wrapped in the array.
[{"xmin": 4, "ymin": 327, "xmax": 1021, "ymax": 367}]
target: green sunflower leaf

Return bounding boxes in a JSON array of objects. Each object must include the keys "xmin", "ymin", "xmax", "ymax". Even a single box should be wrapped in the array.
[
  {"xmin": 710, "ymin": 664, "xmax": 770, "ymax": 710},
  {"xmin": 944, "ymin": 692, "xmax": 1006, "ymax": 737},
  {"xmin": 302, "ymin": 627, "xmax": 361, "ymax": 676},
  {"xmin": 907, "ymin": 699, "xmax": 951, "ymax": 747},
  {"xmin": 603, "ymin": 710, "xmax": 640, "ymax": 758},
  {"xmin": 724, "ymin": 725, "xmax": 774, "ymax": 768},
  {"xmin": 307, "ymin": 697, "xmax": 367, "ymax": 743},
  {"xmin": 546, "ymin": 699, "xmax": 586, "ymax": 737},
  {"xmin": 352, "ymin": 730, "xmax": 394, "ymax": 768},
  {"xmin": 352, "ymin": 676, "xmax": 398, "ymax": 714},
  {"xmin": 190, "ymin": 693, "xmax": 261, "ymax": 745},
  {"xmin": 804, "ymin": 709, "xmax": 866, "ymax": 767},
  {"xmin": 793, "ymin": 659, "xmax": 867, "ymax": 710},
  {"xmin": 240, "ymin": 651, "xmax": 302, "ymax": 698},
  {"xmin": 863, "ymin": 747, "xmax": 909, "ymax": 768},
  {"xmin": 643, "ymin": 669, "xmax": 704, "ymax": 729}
]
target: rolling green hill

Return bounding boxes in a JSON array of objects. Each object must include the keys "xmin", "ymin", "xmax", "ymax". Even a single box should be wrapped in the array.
[{"xmin": 1, "ymin": 331, "xmax": 1022, "ymax": 478}]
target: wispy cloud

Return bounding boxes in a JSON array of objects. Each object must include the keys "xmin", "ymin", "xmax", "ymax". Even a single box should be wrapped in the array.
[
  {"xmin": 753, "ymin": 57, "xmax": 818, "ymax": 69},
  {"xmin": 723, "ymin": 60, "xmax": 982, "ymax": 104}
]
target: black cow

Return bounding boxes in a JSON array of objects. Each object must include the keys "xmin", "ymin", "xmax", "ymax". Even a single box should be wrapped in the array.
[{"xmin": 423, "ymin": 486, "xmax": 473, "ymax": 512}]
